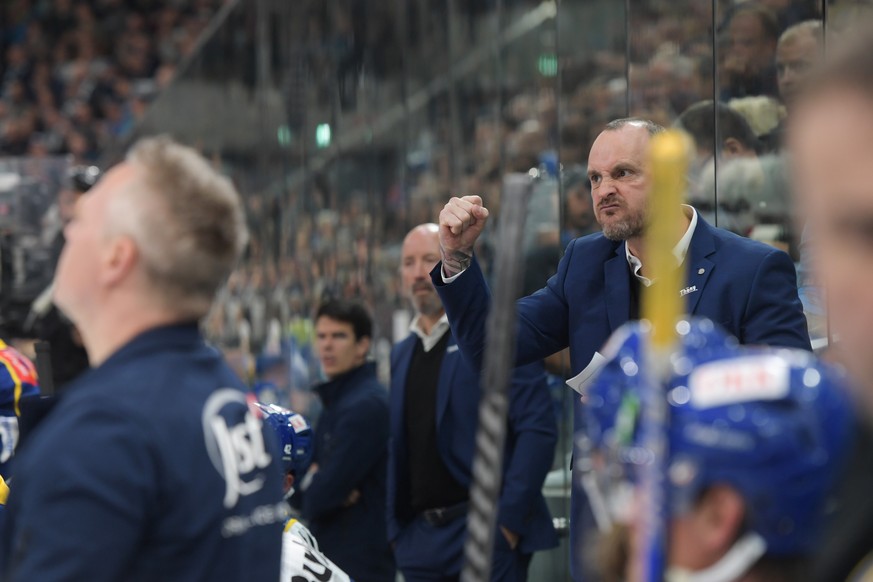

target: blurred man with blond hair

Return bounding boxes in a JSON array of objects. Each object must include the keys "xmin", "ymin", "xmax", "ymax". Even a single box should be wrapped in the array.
[{"xmin": 1, "ymin": 136, "xmax": 285, "ymax": 581}]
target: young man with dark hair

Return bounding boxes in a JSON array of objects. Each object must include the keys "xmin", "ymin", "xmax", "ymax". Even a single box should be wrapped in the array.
[{"xmin": 300, "ymin": 299, "xmax": 394, "ymax": 582}]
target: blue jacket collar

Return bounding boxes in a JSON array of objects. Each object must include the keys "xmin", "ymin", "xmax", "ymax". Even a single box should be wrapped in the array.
[
  {"xmin": 609, "ymin": 210, "xmax": 717, "ymax": 263},
  {"xmin": 316, "ymin": 362, "xmax": 377, "ymax": 406},
  {"xmin": 604, "ymin": 211, "xmax": 718, "ymax": 329},
  {"xmin": 99, "ymin": 321, "xmax": 203, "ymax": 369}
]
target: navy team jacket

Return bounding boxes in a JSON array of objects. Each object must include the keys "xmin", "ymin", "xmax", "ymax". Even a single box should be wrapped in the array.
[
  {"xmin": 1, "ymin": 323, "xmax": 285, "ymax": 582},
  {"xmin": 301, "ymin": 362, "xmax": 394, "ymax": 582}
]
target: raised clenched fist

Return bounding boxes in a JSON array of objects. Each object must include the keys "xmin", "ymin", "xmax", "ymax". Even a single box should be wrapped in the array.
[{"xmin": 438, "ymin": 195, "xmax": 490, "ymax": 277}]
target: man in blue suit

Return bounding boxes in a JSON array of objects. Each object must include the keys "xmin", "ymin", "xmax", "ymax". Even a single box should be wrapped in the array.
[
  {"xmin": 434, "ymin": 118, "xmax": 811, "ymax": 580},
  {"xmin": 389, "ymin": 224, "xmax": 558, "ymax": 582}
]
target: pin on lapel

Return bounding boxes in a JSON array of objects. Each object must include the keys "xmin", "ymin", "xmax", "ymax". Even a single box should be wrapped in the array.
[
  {"xmin": 698, "ymin": 268, "xmax": 705, "ymax": 275},
  {"xmin": 680, "ymin": 285, "xmax": 699, "ymax": 297}
]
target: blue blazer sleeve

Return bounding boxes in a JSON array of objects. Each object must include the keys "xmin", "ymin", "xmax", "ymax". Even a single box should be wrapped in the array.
[
  {"xmin": 496, "ymin": 363, "xmax": 558, "ymax": 540},
  {"xmin": 302, "ymin": 393, "xmax": 390, "ymax": 521},
  {"xmin": 740, "ymin": 248, "xmax": 811, "ymax": 350},
  {"xmin": 432, "ymin": 242, "xmax": 576, "ymax": 371},
  {"xmin": 386, "ymin": 347, "xmax": 404, "ymax": 544}
]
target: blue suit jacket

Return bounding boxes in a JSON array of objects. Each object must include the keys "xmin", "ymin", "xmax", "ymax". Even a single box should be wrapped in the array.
[
  {"xmin": 432, "ymin": 214, "xmax": 811, "ymax": 579},
  {"xmin": 433, "ymin": 213, "xmax": 811, "ymax": 375},
  {"xmin": 388, "ymin": 330, "xmax": 559, "ymax": 555}
]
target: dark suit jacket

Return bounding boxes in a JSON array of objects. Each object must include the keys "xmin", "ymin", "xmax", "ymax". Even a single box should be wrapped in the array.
[
  {"xmin": 388, "ymin": 330, "xmax": 559, "ymax": 555},
  {"xmin": 433, "ymin": 212, "xmax": 811, "ymax": 375}
]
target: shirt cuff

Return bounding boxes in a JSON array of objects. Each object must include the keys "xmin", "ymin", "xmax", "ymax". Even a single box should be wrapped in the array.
[{"xmin": 441, "ymin": 266, "xmax": 466, "ymax": 283}]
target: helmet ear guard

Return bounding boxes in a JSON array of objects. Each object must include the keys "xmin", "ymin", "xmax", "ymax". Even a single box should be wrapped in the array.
[
  {"xmin": 583, "ymin": 317, "xmax": 854, "ymax": 558},
  {"xmin": 253, "ymin": 402, "xmax": 313, "ymax": 478}
]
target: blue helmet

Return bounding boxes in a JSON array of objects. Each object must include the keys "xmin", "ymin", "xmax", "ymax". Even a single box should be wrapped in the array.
[
  {"xmin": 584, "ymin": 318, "xmax": 854, "ymax": 556},
  {"xmin": 254, "ymin": 402, "xmax": 313, "ymax": 477}
]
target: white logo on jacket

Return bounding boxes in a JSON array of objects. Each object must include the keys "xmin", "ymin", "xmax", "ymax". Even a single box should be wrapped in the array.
[
  {"xmin": 203, "ymin": 389, "xmax": 273, "ymax": 508},
  {"xmin": 679, "ymin": 285, "xmax": 698, "ymax": 297}
]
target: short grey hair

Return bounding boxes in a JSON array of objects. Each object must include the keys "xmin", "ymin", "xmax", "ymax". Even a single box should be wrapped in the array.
[
  {"xmin": 112, "ymin": 136, "xmax": 248, "ymax": 318},
  {"xmin": 604, "ymin": 118, "xmax": 666, "ymax": 136},
  {"xmin": 778, "ymin": 19, "xmax": 823, "ymax": 47}
]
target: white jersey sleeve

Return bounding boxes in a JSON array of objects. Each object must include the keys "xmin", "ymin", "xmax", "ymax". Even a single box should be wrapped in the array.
[{"xmin": 281, "ymin": 519, "xmax": 352, "ymax": 582}]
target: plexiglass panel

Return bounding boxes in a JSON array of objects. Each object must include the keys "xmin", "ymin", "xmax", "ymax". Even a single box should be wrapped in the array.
[
  {"xmin": 627, "ymin": 0, "xmax": 718, "ymax": 225},
  {"xmin": 714, "ymin": 0, "xmax": 825, "ymax": 342}
]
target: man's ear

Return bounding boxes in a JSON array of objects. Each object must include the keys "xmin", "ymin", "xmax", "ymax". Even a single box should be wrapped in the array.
[
  {"xmin": 101, "ymin": 236, "xmax": 139, "ymax": 287},
  {"xmin": 722, "ymin": 137, "xmax": 754, "ymax": 159},
  {"xmin": 356, "ymin": 336, "xmax": 371, "ymax": 361},
  {"xmin": 696, "ymin": 484, "xmax": 747, "ymax": 555}
]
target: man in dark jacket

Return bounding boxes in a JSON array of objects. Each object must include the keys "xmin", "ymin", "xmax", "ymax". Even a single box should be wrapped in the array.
[
  {"xmin": 390, "ymin": 224, "xmax": 558, "ymax": 582},
  {"xmin": 301, "ymin": 299, "xmax": 394, "ymax": 582},
  {"xmin": 1, "ymin": 136, "xmax": 285, "ymax": 581}
]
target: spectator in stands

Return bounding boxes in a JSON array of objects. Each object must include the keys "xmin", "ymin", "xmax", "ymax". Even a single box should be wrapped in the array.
[
  {"xmin": 761, "ymin": 19, "xmax": 824, "ymax": 151},
  {"xmin": 721, "ymin": 4, "xmax": 781, "ymax": 100},
  {"xmin": 0, "ymin": 0, "xmax": 225, "ymax": 158}
]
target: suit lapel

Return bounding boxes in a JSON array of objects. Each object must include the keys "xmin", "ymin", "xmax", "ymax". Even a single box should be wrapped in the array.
[
  {"xmin": 436, "ymin": 339, "xmax": 458, "ymax": 428},
  {"xmin": 604, "ymin": 243, "xmax": 631, "ymax": 331},
  {"xmin": 683, "ymin": 214, "xmax": 717, "ymax": 314},
  {"xmin": 390, "ymin": 337, "xmax": 414, "ymax": 442}
]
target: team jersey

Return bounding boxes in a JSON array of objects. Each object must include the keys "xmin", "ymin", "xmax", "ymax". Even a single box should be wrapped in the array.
[
  {"xmin": 0, "ymin": 340, "xmax": 39, "ymax": 478},
  {"xmin": 282, "ymin": 518, "xmax": 352, "ymax": 582}
]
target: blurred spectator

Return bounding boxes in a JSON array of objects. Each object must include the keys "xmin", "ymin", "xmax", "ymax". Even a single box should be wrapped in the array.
[
  {"xmin": 676, "ymin": 100, "xmax": 762, "ymax": 230},
  {"xmin": 560, "ymin": 166, "xmax": 598, "ymax": 249},
  {"xmin": 727, "ymin": 95, "xmax": 786, "ymax": 144},
  {"xmin": 776, "ymin": 20, "xmax": 823, "ymax": 110},
  {"xmin": 0, "ymin": 0, "xmax": 224, "ymax": 158},
  {"xmin": 761, "ymin": 19, "xmax": 823, "ymax": 151},
  {"xmin": 721, "ymin": 3, "xmax": 781, "ymax": 100}
]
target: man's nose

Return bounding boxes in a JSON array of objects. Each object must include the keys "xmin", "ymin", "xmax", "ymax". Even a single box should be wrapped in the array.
[
  {"xmin": 414, "ymin": 260, "xmax": 430, "ymax": 278},
  {"xmin": 595, "ymin": 179, "xmax": 617, "ymax": 200}
]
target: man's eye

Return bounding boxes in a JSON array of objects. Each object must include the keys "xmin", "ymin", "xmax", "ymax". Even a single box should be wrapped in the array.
[
  {"xmin": 835, "ymin": 215, "xmax": 873, "ymax": 248},
  {"xmin": 617, "ymin": 169, "xmax": 631, "ymax": 178},
  {"xmin": 589, "ymin": 175, "xmax": 600, "ymax": 185}
]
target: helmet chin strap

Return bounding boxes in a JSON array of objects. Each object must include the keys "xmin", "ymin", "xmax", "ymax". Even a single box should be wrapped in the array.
[{"xmin": 664, "ymin": 532, "xmax": 767, "ymax": 582}]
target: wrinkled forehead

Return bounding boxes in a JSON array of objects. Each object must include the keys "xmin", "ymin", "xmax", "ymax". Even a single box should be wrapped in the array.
[{"xmin": 588, "ymin": 126, "xmax": 652, "ymax": 170}]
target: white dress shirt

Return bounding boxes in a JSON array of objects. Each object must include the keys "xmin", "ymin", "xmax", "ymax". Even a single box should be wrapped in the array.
[
  {"xmin": 409, "ymin": 313, "xmax": 450, "ymax": 353},
  {"xmin": 626, "ymin": 205, "xmax": 698, "ymax": 287}
]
